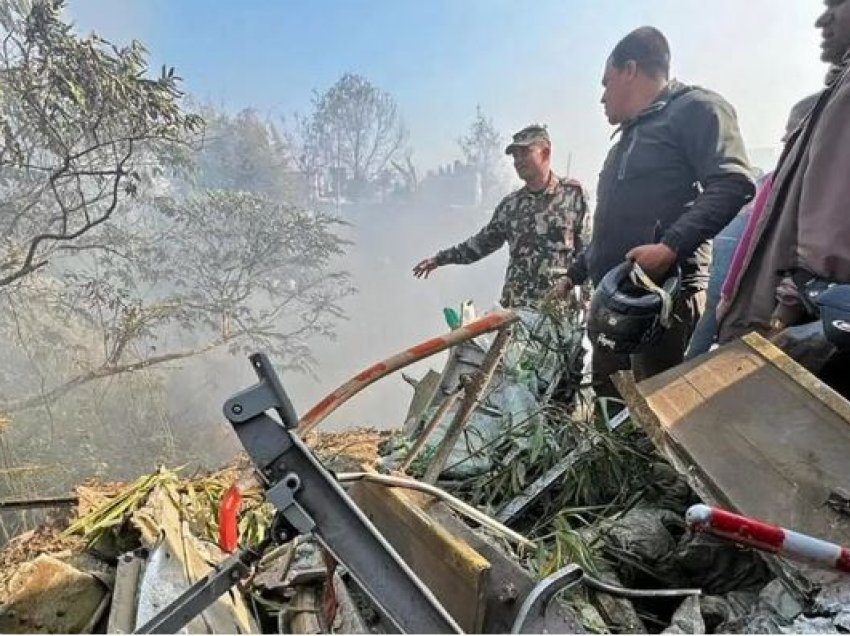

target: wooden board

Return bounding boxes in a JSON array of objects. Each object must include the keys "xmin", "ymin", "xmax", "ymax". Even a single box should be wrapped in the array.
[
  {"xmin": 348, "ymin": 480, "xmax": 490, "ymax": 632},
  {"xmin": 405, "ymin": 491, "xmax": 586, "ymax": 634},
  {"xmin": 615, "ymin": 333, "xmax": 850, "ymax": 548}
]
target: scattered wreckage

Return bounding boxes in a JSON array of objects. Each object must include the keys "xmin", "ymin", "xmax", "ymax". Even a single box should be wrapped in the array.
[{"xmin": 1, "ymin": 305, "xmax": 850, "ymax": 634}]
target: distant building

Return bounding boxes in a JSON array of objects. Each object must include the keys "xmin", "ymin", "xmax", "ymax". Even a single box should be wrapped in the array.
[{"xmin": 418, "ymin": 161, "xmax": 482, "ymax": 208}]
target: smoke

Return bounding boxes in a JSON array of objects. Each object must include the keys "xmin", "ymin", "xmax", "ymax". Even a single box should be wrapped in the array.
[
  {"xmin": 0, "ymin": 0, "xmax": 832, "ymax": 508},
  {"xmin": 284, "ymin": 199, "xmax": 510, "ymax": 430}
]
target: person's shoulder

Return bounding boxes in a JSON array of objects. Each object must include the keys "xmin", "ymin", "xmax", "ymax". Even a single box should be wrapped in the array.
[
  {"xmin": 558, "ymin": 176, "xmax": 585, "ymax": 191},
  {"xmin": 497, "ymin": 185, "xmax": 527, "ymax": 208},
  {"xmin": 671, "ymin": 82, "xmax": 735, "ymax": 114},
  {"xmin": 556, "ymin": 176, "xmax": 587, "ymax": 200}
]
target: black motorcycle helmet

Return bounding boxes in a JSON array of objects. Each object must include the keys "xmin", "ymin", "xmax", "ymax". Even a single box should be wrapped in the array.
[
  {"xmin": 817, "ymin": 284, "xmax": 850, "ymax": 352},
  {"xmin": 588, "ymin": 261, "xmax": 681, "ymax": 355}
]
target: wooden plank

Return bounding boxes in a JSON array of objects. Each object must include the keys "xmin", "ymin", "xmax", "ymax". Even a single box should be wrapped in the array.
[
  {"xmin": 620, "ymin": 335, "xmax": 850, "ymax": 549},
  {"xmin": 743, "ymin": 332, "xmax": 850, "ymax": 424},
  {"xmin": 404, "ymin": 491, "xmax": 586, "ymax": 634},
  {"xmin": 348, "ymin": 480, "xmax": 490, "ymax": 633}
]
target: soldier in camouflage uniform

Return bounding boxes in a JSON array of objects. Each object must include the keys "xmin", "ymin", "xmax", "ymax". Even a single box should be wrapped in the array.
[{"xmin": 413, "ymin": 125, "xmax": 588, "ymax": 309}]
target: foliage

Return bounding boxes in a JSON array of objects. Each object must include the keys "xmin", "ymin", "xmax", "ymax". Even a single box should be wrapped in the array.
[
  {"xmin": 0, "ymin": 188, "xmax": 354, "ymax": 411},
  {"xmin": 197, "ymin": 107, "xmax": 305, "ymax": 203},
  {"xmin": 64, "ymin": 464, "xmax": 271, "ymax": 548},
  {"xmin": 439, "ymin": 394, "xmax": 660, "ymax": 575},
  {"xmin": 0, "ymin": 0, "xmax": 202, "ymax": 289}
]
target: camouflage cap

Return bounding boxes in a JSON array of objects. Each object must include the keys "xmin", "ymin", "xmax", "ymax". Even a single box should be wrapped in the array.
[{"xmin": 505, "ymin": 124, "xmax": 551, "ymax": 155}]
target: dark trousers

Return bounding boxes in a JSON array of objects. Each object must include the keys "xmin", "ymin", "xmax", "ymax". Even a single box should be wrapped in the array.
[{"xmin": 592, "ymin": 290, "xmax": 706, "ymax": 401}]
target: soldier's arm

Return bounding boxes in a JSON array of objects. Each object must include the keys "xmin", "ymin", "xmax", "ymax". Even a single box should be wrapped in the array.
[
  {"xmin": 570, "ymin": 184, "xmax": 589, "ymax": 257},
  {"xmin": 566, "ymin": 185, "xmax": 590, "ymax": 285},
  {"xmin": 434, "ymin": 200, "xmax": 508, "ymax": 266}
]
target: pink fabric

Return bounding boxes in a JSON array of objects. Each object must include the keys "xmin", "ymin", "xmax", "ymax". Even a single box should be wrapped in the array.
[{"xmin": 720, "ymin": 174, "xmax": 775, "ymax": 303}]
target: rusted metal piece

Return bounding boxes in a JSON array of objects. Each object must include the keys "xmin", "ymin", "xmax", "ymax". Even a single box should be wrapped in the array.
[
  {"xmin": 422, "ymin": 326, "xmax": 513, "ymax": 484},
  {"xmin": 298, "ymin": 310, "xmax": 519, "ymax": 435}
]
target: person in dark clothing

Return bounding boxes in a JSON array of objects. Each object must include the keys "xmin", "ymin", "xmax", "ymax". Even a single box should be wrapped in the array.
[{"xmin": 557, "ymin": 27, "xmax": 755, "ymax": 399}]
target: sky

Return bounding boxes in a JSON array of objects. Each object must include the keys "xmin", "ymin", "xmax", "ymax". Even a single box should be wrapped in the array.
[
  {"xmin": 64, "ymin": 0, "xmax": 833, "ymax": 429},
  {"xmin": 69, "ymin": 0, "xmax": 829, "ymax": 186}
]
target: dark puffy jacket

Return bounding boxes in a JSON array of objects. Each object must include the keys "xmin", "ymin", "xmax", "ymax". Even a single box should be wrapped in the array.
[{"xmin": 570, "ymin": 80, "xmax": 755, "ymax": 291}]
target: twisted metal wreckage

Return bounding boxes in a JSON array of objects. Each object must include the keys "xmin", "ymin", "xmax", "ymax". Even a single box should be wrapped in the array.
[
  {"xmin": 3, "ymin": 302, "xmax": 850, "ymax": 634},
  {"xmin": 135, "ymin": 310, "xmax": 703, "ymax": 634},
  {"xmin": 138, "ymin": 297, "xmax": 850, "ymax": 633}
]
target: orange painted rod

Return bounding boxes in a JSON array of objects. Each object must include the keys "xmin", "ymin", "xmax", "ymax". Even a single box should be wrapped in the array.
[{"xmin": 297, "ymin": 309, "xmax": 519, "ymax": 435}]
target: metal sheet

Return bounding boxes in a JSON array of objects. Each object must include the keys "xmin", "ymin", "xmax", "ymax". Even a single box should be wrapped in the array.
[{"xmin": 108, "ymin": 551, "xmax": 144, "ymax": 634}]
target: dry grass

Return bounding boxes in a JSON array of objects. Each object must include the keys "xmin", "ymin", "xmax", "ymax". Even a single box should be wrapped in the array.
[
  {"xmin": 62, "ymin": 460, "xmax": 272, "ymax": 549},
  {"xmin": 305, "ymin": 427, "xmax": 390, "ymax": 467},
  {"xmin": 0, "ymin": 520, "xmax": 85, "ymax": 590}
]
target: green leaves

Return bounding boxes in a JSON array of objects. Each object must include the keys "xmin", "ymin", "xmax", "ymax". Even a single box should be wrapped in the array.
[
  {"xmin": 0, "ymin": 0, "xmax": 202, "ymax": 288},
  {"xmin": 63, "ymin": 464, "xmax": 272, "ymax": 548}
]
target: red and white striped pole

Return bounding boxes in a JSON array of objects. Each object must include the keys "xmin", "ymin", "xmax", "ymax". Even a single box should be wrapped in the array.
[{"xmin": 686, "ymin": 504, "xmax": 850, "ymax": 574}]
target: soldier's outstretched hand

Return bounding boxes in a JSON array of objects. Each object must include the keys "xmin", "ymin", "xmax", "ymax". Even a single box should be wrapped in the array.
[{"xmin": 413, "ymin": 257, "xmax": 439, "ymax": 279}]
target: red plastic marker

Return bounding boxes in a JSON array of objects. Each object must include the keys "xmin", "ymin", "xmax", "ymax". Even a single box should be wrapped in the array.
[{"xmin": 218, "ymin": 484, "xmax": 243, "ymax": 553}]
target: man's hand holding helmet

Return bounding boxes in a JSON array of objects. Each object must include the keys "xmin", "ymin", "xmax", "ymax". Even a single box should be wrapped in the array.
[{"xmin": 625, "ymin": 243, "xmax": 677, "ymax": 282}]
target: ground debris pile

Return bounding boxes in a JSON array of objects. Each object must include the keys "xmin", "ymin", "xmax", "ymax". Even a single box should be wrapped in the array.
[
  {"xmin": 376, "ymin": 303, "xmax": 789, "ymax": 633},
  {"xmin": 305, "ymin": 426, "xmax": 390, "ymax": 470},
  {"xmin": 0, "ymin": 521, "xmax": 85, "ymax": 582},
  {"xmin": 387, "ymin": 387, "xmax": 807, "ymax": 633},
  {"xmin": 0, "ymin": 429, "xmax": 387, "ymax": 634}
]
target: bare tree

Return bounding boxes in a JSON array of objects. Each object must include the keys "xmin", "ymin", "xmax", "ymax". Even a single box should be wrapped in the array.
[
  {"xmin": 0, "ymin": 0, "xmax": 202, "ymax": 289},
  {"xmin": 291, "ymin": 73, "xmax": 407, "ymax": 201},
  {"xmin": 391, "ymin": 152, "xmax": 418, "ymax": 194},
  {"xmin": 458, "ymin": 106, "xmax": 508, "ymax": 206}
]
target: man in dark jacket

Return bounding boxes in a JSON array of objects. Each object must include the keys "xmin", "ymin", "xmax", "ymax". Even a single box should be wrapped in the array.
[{"xmin": 561, "ymin": 27, "xmax": 755, "ymax": 398}]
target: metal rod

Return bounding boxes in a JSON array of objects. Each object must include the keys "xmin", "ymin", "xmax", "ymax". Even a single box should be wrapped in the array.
[
  {"xmin": 0, "ymin": 495, "xmax": 77, "ymax": 510},
  {"xmin": 399, "ymin": 388, "xmax": 463, "ymax": 473},
  {"xmin": 582, "ymin": 574, "xmax": 701, "ymax": 599},
  {"xmin": 423, "ymin": 326, "xmax": 512, "ymax": 484},
  {"xmin": 297, "ymin": 310, "xmax": 519, "ymax": 435},
  {"xmin": 337, "ymin": 471, "xmax": 534, "ymax": 548}
]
